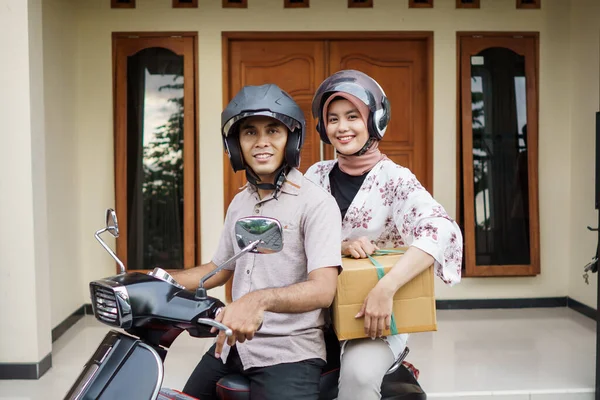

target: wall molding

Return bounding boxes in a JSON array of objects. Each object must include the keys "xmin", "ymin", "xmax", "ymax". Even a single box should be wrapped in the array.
[
  {"xmin": 567, "ymin": 297, "xmax": 596, "ymax": 320},
  {"xmin": 437, "ymin": 296, "xmax": 596, "ymax": 321},
  {"xmin": 436, "ymin": 297, "xmax": 567, "ymax": 309},
  {"xmin": 51, "ymin": 305, "xmax": 89, "ymax": 342},
  {"xmin": 0, "ymin": 353, "xmax": 52, "ymax": 380}
]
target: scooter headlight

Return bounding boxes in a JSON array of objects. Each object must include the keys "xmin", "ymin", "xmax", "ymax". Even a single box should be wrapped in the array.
[{"xmin": 90, "ymin": 281, "xmax": 132, "ymax": 329}]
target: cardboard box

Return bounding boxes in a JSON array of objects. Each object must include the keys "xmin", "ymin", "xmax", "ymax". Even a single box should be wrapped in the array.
[{"xmin": 333, "ymin": 252, "xmax": 437, "ymax": 340}]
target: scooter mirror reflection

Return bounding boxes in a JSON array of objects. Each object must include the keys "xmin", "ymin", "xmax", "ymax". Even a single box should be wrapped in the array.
[
  {"xmin": 235, "ymin": 217, "xmax": 283, "ymax": 254},
  {"xmin": 195, "ymin": 217, "xmax": 283, "ymax": 299},
  {"xmin": 105, "ymin": 208, "xmax": 119, "ymax": 238}
]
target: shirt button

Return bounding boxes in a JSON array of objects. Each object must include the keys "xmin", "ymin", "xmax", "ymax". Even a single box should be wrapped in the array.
[
  {"xmin": 246, "ymin": 269, "xmax": 250, "ymax": 274},
  {"xmin": 254, "ymin": 207, "xmax": 260, "ymax": 214}
]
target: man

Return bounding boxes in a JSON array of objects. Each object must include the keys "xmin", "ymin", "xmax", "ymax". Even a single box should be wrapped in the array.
[{"xmin": 173, "ymin": 84, "xmax": 342, "ymax": 400}]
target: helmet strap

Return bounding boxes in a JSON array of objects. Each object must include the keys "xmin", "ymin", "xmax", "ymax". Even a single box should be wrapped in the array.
[
  {"xmin": 245, "ymin": 165, "xmax": 288, "ymax": 200},
  {"xmin": 353, "ymin": 137, "xmax": 376, "ymax": 156}
]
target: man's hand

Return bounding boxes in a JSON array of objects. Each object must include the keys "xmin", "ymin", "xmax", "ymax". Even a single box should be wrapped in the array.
[
  {"xmin": 355, "ymin": 279, "xmax": 395, "ymax": 339},
  {"xmin": 342, "ymin": 237, "xmax": 379, "ymax": 259},
  {"xmin": 213, "ymin": 292, "xmax": 266, "ymax": 358}
]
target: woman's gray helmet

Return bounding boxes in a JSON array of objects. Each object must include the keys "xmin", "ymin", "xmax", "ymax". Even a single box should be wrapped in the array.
[
  {"xmin": 221, "ymin": 84, "xmax": 306, "ymax": 172},
  {"xmin": 312, "ymin": 69, "xmax": 391, "ymax": 144}
]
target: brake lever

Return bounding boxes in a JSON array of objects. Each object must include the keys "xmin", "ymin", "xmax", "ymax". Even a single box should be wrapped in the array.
[{"xmin": 197, "ymin": 318, "xmax": 233, "ymax": 337}]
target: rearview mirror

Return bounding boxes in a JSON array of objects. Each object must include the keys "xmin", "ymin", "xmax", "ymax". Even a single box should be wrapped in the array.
[
  {"xmin": 195, "ymin": 217, "xmax": 283, "ymax": 299},
  {"xmin": 235, "ymin": 217, "xmax": 283, "ymax": 254},
  {"xmin": 95, "ymin": 208, "xmax": 125, "ymax": 274},
  {"xmin": 105, "ymin": 208, "xmax": 119, "ymax": 238}
]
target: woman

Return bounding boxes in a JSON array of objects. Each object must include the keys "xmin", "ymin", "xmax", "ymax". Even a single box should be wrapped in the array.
[{"xmin": 305, "ymin": 70, "xmax": 463, "ymax": 400}]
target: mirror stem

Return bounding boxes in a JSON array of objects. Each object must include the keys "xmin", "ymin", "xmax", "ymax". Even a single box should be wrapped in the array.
[
  {"xmin": 94, "ymin": 227, "xmax": 126, "ymax": 274},
  {"xmin": 195, "ymin": 239, "xmax": 261, "ymax": 299}
]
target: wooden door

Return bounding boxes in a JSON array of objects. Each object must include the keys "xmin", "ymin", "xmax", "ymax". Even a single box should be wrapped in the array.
[
  {"xmin": 328, "ymin": 39, "xmax": 432, "ymax": 190},
  {"xmin": 224, "ymin": 40, "xmax": 326, "ymax": 207}
]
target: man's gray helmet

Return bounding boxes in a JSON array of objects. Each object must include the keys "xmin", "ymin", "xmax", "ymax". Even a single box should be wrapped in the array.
[
  {"xmin": 221, "ymin": 84, "xmax": 306, "ymax": 172},
  {"xmin": 312, "ymin": 69, "xmax": 391, "ymax": 144}
]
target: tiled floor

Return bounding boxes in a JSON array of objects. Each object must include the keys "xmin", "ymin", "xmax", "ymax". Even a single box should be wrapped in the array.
[{"xmin": 0, "ymin": 308, "xmax": 595, "ymax": 400}]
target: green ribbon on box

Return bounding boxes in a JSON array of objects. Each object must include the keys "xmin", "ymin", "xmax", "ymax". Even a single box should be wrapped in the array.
[{"xmin": 366, "ymin": 249, "xmax": 406, "ymax": 336}]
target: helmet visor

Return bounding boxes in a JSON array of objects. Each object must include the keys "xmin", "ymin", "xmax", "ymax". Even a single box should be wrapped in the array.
[{"xmin": 222, "ymin": 111, "xmax": 302, "ymax": 137}]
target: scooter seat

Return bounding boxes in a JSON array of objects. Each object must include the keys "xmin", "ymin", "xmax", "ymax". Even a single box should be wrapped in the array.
[
  {"xmin": 215, "ymin": 364, "xmax": 426, "ymax": 400},
  {"xmin": 216, "ymin": 374, "xmax": 250, "ymax": 400}
]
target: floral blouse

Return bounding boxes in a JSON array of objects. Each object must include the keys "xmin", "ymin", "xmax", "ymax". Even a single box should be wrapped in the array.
[{"xmin": 305, "ymin": 158, "xmax": 462, "ymax": 286}]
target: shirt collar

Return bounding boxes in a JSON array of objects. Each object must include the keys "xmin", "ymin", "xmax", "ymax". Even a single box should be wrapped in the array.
[{"xmin": 241, "ymin": 168, "xmax": 303, "ymax": 197}]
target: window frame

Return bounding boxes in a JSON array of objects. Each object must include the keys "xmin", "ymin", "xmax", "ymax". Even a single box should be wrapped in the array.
[
  {"xmin": 222, "ymin": 0, "xmax": 248, "ymax": 8},
  {"xmin": 409, "ymin": 0, "xmax": 433, "ymax": 8},
  {"xmin": 173, "ymin": 0, "xmax": 198, "ymax": 8},
  {"xmin": 112, "ymin": 32, "xmax": 200, "ymax": 273},
  {"xmin": 285, "ymin": 0, "xmax": 310, "ymax": 8},
  {"xmin": 457, "ymin": 32, "xmax": 540, "ymax": 277},
  {"xmin": 348, "ymin": 0, "xmax": 373, "ymax": 8},
  {"xmin": 516, "ymin": 0, "xmax": 541, "ymax": 10},
  {"xmin": 456, "ymin": 0, "xmax": 480, "ymax": 9},
  {"xmin": 111, "ymin": 0, "xmax": 135, "ymax": 9}
]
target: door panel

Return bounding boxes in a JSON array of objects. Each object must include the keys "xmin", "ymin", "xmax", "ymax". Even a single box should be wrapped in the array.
[
  {"xmin": 329, "ymin": 40, "xmax": 430, "ymax": 189},
  {"xmin": 226, "ymin": 40, "xmax": 326, "ymax": 205}
]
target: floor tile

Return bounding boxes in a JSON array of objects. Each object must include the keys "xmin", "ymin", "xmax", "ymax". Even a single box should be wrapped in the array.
[
  {"xmin": 529, "ymin": 389, "xmax": 595, "ymax": 400},
  {"xmin": 408, "ymin": 308, "xmax": 595, "ymax": 394}
]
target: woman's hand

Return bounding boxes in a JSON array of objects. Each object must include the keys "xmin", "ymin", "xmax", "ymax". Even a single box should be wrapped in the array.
[
  {"xmin": 355, "ymin": 279, "xmax": 395, "ymax": 339},
  {"xmin": 342, "ymin": 237, "xmax": 379, "ymax": 259}
]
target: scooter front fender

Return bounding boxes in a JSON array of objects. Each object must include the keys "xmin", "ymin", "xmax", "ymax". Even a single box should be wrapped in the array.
[{"xmin": 64, "ymin": 330, "xmax": 163, "ymax": 400}]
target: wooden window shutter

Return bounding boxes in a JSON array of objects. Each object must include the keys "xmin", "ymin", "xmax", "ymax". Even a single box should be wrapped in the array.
[
  {"xmin": 111, "ymin": 0, "xmax": 135, "ymax": 9},
  {"xmin": 173, "ymin": 0, "xmax": 198, "ymax": 8},
  {"xmin": 223, "ymin": 0, "xmax": 248, "ymax": 8},
  {"xmin": 516, "ymin": 0, "xmax": 541, "ymax": 9},
  {"xmin": 348, "ymin": 0, "xmax": 373, "ymax": 8},
  {"xmin": 285, "ymin": 0, "xmax": 309, "ymax": 8},
  {"xmin": 456, "ymin": 0, "xmax": 480, "ymax": 9},
  {"xmin": 409, "ymin": 0, "xmax": 433, "ymax": 8}
]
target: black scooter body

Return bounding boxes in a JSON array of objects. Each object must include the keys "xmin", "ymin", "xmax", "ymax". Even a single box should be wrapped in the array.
[
  {"xmin": 64, "ymin": 273, "xmax": 225, "ymax": 400},
  {"xmin": 65, "ymin": 331, "xmax": 163, "ymax": 400}
]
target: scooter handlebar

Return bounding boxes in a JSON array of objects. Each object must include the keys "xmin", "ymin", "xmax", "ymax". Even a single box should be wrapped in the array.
[{"xmin": 197, "ymin": 318, "xmax": 233, "ymax": 337}]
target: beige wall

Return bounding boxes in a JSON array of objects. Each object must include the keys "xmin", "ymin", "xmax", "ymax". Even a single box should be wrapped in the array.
[
  {"xmin": 65, "ymin": 0, "xmax": 593, "ymax": 304},
  {"xmin": 567, "ymin": 0, "xmax": 600, "ymax": 309},
  {"xmin": 0, "ymin": 0, "xmax": 52, "ymax": 363},
  {"xmin": 43, "ymin": 0, "xmax": 84, "ymax": 327}
]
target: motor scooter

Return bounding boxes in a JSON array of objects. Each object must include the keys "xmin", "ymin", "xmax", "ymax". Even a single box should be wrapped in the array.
[{"xmin": 64, "ymin": 209, "xmax": 426, "ymax": 400}]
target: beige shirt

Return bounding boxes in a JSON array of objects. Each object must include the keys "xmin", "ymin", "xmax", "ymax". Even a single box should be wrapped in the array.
[{"xmin": 212, "ymin": 168, "xmax": 342, "ymax": 369}]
